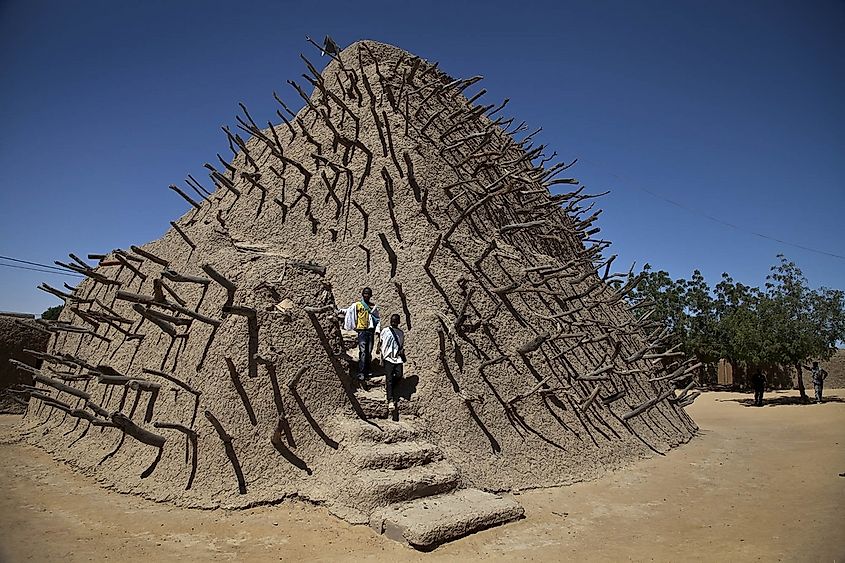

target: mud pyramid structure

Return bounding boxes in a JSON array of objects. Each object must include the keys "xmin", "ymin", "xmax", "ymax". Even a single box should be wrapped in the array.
[{"xmin": 12, "ymin": 39, "xmax": 700, "ymax": 549}]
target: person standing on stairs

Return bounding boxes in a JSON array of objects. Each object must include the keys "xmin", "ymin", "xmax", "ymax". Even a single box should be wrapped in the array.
[
  {"xmin": 380, "ymin": 313, "xmax": 406, "ymax": 413},
  {"xmin": 343, "ymin": 287, "xmax": 380, "ymax": 382}
]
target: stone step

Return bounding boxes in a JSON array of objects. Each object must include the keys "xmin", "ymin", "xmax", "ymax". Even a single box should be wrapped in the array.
[
  {"xmin": 351, "ymin": 440, "xmax": 443, "ymax": 470},
  {"xmin": 362, "ymin": 375, "xmax": 386, "ymax": 387},
  {"xmin": 370, "ymin": 488, "xmax": 524, "ymax": 551},
  {"xmin": 335, "ymin": 416, "xmax": 419, "ymax": 444},
  {"xmin": 355, "ymin": 385, "xmax": 387, "ymax": 402},
  {"xmin": 355, "ymin": 461, "xmax": 460, "ymax": 507},
  {"xmin": 354, "ymin": 386, "xmax": 417, "ymax": 419}
]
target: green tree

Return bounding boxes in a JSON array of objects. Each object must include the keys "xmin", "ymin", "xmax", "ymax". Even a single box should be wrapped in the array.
[
  {"xmin": 631, "ymin": 264, "xmax": 686, "ymax": 333},
  {"xmin": 682, "ymin": 270, "xmax": 720, "ymax": 363},
  {"xmin": 631, "ymin": 266, "xmax": 720, "ymax": 362},
  {"xmin": 41, "ymin": 305, "xmax": 63, "ymax": 320},
  {"xmin": 713, "ymin": 274, "xmax": 762, "ymax": 365},
  {"xmin": 631, "ymin": 255, "xmax": 845, "ymax": 398},
  {"xmin": 762, "ymin": 255, "xmax": 845, "ymax": 401}
]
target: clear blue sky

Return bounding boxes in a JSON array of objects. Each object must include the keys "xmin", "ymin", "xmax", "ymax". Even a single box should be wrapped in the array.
[{"xmin": 1, "ymin": 0, "xmax": 843, "ymax": 314}]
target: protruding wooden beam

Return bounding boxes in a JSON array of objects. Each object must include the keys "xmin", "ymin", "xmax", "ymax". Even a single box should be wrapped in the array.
[
  {"xmin": 142, "ymin": 368, "xmax": 200, "ymax": 396},
  {"xmin": 516, "ymin": 332, "xmax": 549, "ymax": 355},
  {"xmin": 289, "ymin": 260, "xmax": 326, "ymax": 276},
  {"xmin": 201, "ymin": 264, "xmax": 237, "ymax": 309},
  {"xmin": 621, "ymin": 388, "xmax": 676, "ymax": 421},
  {"xmin": 113, "ymin": 251, "xmax": 147, "ymax": 281},
  {"xmin": 9, "ymin": 360, "xmax": 92, "ymax": 400},
  {"xmin": 169, "ymin": 222, "xmax": 196, "ymax": 250},
  {"xmin": 127, "ymin": 247, "xmax": 167, "ymax": 267},
  {"xmin": 111, "ymin": 412, "xmax": 166, "ymax": 448},
  {"xmin": 204, "ymin": 410, "xmax": 247, "ymax": 494},
  {"xmin": 168, "ymin": 184, "xmax": 202, "ymax": 209},
  {"xmin": 54, "ymin": 261, "xmax": 120, "ymax": 286},
  {"xmin": 131, "ymin": 304, "xmax": 180, "ymax": 338},
  {"xmin": 162, "ymin": 269, "xmax": 210, "ymax": 285}
]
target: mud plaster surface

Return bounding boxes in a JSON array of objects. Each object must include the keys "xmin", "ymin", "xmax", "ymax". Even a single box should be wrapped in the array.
[{"xmin": 20, "ymin": 39, "xmax": 696, "ymax": 516}]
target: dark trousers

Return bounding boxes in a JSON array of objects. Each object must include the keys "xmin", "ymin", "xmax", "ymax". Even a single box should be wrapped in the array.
[
  {"xmin": 814, "ymin": 383, "xmax": 824, "ymax": 403},
  {"xmin": 754, "ymin": 388, "xmax": 764, "ymax": 406},
  {"xmin": 356, "ymin": 329, "xmax": 374, "ymax": 378},
  {"xmin": 385, "ymin": 361, "xmax": 404, "ymax": 402}
]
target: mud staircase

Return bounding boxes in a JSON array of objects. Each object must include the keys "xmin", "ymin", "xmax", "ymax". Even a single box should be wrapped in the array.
[{"xmin": 331, "ymin": 368, "xmax": 524, "ymax": 550}]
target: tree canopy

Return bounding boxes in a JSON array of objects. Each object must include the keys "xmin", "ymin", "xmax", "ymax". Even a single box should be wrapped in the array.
[
  {"xmin": 40, "ymin": 305, "xmax": 63, "ymax": 320},
  {"xmin": 630, "ymin": 256, "xmax": 845, "ymax": 382}
]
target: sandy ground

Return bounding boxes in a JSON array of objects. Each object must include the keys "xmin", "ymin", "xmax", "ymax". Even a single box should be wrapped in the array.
[{"xmin": 1, "ymin": 389, "xmax": 843, "ymax": 562}]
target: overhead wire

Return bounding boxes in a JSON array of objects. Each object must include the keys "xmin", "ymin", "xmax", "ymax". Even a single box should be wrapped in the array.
[
  {"xmin": 0, "ymin": 262, "xmax": 85, "ymax": 277},
  {"xmin": 0, "ymin": 254, "xmax": 77, "ymax": 272},
  {"xmin": 578, "ymin": 158, "xmax": 845, "ymax": 261},
  {"xmin": 0, "ymin": 254, "xmax": 85, "ymax": 277}
]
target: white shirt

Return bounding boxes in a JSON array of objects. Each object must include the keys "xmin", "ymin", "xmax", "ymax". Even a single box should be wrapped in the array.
[{"xmin": 380, "ymin": 326, "xmax": 405, "ymax": 364}]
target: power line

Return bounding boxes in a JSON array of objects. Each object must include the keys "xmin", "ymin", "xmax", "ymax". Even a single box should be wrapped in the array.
[
  {"xmin": 0, "ymin": 262, "xmax": 85, "ymax": 277},
  {"xmin": 579, "ymin": 158, "xmax": 845, "ymax": 261},
  {"xmin": 0, "ymin": 254, "xmax": 75, "ymax": 272}
]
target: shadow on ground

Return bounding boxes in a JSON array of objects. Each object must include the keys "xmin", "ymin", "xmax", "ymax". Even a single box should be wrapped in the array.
[{"xmin": 721, "ymin": 395, "xmax": 845, "ymax": 407}]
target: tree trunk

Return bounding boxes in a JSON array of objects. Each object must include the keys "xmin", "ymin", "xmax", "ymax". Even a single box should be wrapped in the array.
[{"xmin": 795, "ymin": 363, "xmax": 809, "ymax": 402}]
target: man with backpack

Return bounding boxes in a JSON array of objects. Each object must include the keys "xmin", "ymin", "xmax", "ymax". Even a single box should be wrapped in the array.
[{"xmin": 343, "ymin": 287, "xmax": 380, "ymax": 382}]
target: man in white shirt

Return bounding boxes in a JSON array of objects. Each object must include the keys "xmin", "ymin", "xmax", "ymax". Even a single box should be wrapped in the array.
[{"xmin": 380, "ymin": 313, "xmax": 405, "ymax": 411}]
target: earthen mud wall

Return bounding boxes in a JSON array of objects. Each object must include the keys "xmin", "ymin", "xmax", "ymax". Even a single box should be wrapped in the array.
[
  {"xmin": 15, "ymin": 40, "xmax": 698, "ymax": 515},
  {"xmin": 0, "ymin": 314, "xmax": 49, "ymax": 414}
]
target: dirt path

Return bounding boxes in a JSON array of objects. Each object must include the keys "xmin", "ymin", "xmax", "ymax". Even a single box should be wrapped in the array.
[{"xmin": 1, "ymin": 389, "xmax": 843, "ymax": 562}]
